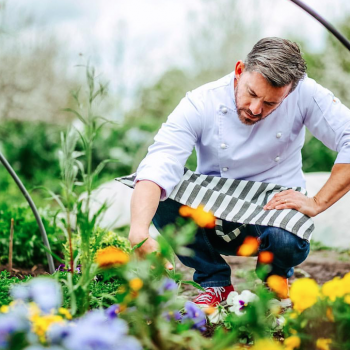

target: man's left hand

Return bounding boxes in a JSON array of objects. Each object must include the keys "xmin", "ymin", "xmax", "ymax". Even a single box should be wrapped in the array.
[{"xmin": 263, "ymin": 189, "xmax": 319, "ymax": 217}]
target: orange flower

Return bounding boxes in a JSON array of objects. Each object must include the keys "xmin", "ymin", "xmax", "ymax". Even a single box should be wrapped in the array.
[
  {"xmin": 326, "ymin": 307, "xmax": 334, "ymax": 322},
  {"xmin": 179, "ymin": 206, "xmax": 194, "ymax": 217},
  {"xmin": 258, "ymin": 251, "xmax": 274, "ymax": 264},
  {"xmin": 179, "ymin": 205, "xmax": 215, "ymax": 228},
  {"xmin": 129, "ymin": 278, "xmax": 143, "ymax": 291},
  {"xmin": 267, "ymin": 275, "xmax": 289, "ymax": 299},
  {"xmin": 237, "ymin": 236, "xmax": 259, "ymax": 256},
  {"xmin": 95, "ymin": 246, "xmax": 129, "ymax": 267}
]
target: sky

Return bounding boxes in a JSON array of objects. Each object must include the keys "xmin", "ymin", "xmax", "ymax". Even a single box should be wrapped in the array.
[{"xmin": 3, "ymin": 0, "xmax": 350, "ymax": 106}]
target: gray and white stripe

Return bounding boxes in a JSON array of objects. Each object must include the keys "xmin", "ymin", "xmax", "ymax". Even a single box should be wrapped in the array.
[{"xmin": 116, "ymin": 168, "xmax": 314, "ymax": 242}]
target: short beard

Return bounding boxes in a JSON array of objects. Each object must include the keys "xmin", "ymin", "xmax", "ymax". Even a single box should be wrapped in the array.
[{"xmin": 234, "ymin": 83, "xmax": 272, "ymax": 126}]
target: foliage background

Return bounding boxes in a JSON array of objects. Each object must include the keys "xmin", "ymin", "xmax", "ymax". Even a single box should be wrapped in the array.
[{"xmin": 0, "ymin": 0, "xmax": 349, "ymax": 265}]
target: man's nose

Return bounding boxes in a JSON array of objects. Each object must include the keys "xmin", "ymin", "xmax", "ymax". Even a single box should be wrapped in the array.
[{"xmin": 249, "ymin": 100, "xmax": 263, "ymax": 116}]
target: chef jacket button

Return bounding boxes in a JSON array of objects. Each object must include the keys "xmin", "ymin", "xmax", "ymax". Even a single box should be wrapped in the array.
[
  {"xmin": 220, "ymin": 143, "xmax": 227, "ymax": 149},
  {"xmin": 222, "ymin": 167, "xmax": 228, "ymax": 172},
  {"xmin": 275, "ymin": 156, "xmax": 280, "ymax": 162},
  {"xmin": 221, "ymin": 107, "xmax": 228, "ymax": 114},
  {"xmin": 276, "ymin": 132, "xmax": 282, "ymax": 138}
]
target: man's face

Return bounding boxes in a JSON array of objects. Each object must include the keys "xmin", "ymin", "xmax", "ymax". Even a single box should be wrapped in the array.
[{"xmin": 234, "ymin": 67, "xmax": 292, "ymax": 126}]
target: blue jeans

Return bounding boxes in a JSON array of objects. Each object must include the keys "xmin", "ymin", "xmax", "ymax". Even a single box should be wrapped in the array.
[{"xmin": 153, "ymin": 199, "xmax": 310, "ymax": 288}]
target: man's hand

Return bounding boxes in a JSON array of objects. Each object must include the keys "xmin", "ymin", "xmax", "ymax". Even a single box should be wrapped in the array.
[
  {"xmin": 129, "ymin": 230, "xmax": 173, "ymax": 270},
  {"xmin": 129, "ymin": 230, "xmax": 158, "ymax": 257},
  {"xmin": 263, "ymin": 189, "xmax": 320, "ymax": 217}
]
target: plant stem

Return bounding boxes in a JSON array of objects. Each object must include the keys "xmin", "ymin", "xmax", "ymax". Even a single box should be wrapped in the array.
[
  {"xmin": 66, "ymin": 208, "xmax": 74, "ymax": 275},
  {"xmin": 9, "ymin": 218, "xmax": 14, "ymax": 272}
]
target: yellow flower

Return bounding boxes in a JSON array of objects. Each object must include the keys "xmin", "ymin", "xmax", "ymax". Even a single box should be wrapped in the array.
[
  {"xmin": 326, "ymin": 307, "xmax": 334, "ymax": 322},
  {"xmin": 237, "ymin": 236, "xmax": 259, "ymax": 257},
  {"xmin": 342, "ymin": 272, "xmax": 350, "ymax": 295},
  {"xmin": 118, "ymin": 285, "xmax": 126, "ymax": 294},
  {"xmin": 31, "ymin": 314, "xmax": 64, "ymax": 343},
  {"xmin": 129, "ymin": 278, "xmax": 143, "ymax": 291},
  {"xmin": 289, "ymin": 312, "xmax": 298, "ymax": 319},
  {"xmin": 251, "ymin": 339, "xmax": 284, "ymax": 350},
  {"xmin": 95, "ymin": 246, "xmax": 129, "ymax": 268},
  {"xmin": 0, "ymin": 305, "xmax": 9, "ymax": 313},
  {"xmin": 267, "ymin": 275, "xmax": 289, "ymax": 299},
  {"xmin": 290, "ymin": 278, "xmax": 320, "ymax": 313},
  {"xmin": 322, "ymin": 277, "xmax": 344, "ymax": 301},
  {"xmin": 284, "ymin": 335, "xmax": 301, "ymax": 350},
  {"xmin": 344, "ymin": 295, "xmax": 350, "ymax": 304},
  {"xmin": 28, "ymin": 302, "xmax": 41, "ymax": 317},
  {"xmin": 316, "ymin": 338, "xmax": 332, "ymax": 350},
  {"xmin": 58, "ymin": 307, "xmax": 72, "ymax": 320},
  {"xmin": 179, "ymin": 205, "xmax": 216, "ymax": 228}
]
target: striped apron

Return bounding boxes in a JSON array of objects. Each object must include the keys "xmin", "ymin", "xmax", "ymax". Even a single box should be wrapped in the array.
[{"xmin": 116, "ymin": 168, "xmax": 314, "ymax": 242}]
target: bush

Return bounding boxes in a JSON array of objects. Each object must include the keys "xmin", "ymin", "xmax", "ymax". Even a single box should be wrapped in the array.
[
  {"xmin": 0, "ymin": 203, "xmax": 64, "ymax": 267},
  {"xmin": 0, "ymin": 270, "xmax": 32, "ymax": 307}
]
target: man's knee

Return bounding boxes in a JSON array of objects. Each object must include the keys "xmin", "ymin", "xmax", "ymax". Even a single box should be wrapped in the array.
[
  {"xmin": 259, "ymin": 227, "xmax": 310, "ymax": 268},
  {"xmin": 152, "ymin": 199, "xmax": 183, "ymax": 230}
]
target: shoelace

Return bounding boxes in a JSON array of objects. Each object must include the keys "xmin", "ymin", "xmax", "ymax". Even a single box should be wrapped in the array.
[{"xmin": 195, "ymin": 286, "xmax": 226, "ymax": 302}]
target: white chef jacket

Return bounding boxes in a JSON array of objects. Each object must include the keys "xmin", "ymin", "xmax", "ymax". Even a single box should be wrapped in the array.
[{"xmin": 135, "ymin": 72, "xmax": 350, "ymax": 200}]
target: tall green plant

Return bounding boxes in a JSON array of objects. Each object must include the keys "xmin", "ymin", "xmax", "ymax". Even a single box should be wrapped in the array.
[{"xmin": 57, "ymin": 65, "xmax": 117, "ymax": 315}]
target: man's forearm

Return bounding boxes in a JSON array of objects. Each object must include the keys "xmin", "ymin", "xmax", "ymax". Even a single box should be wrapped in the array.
[
  {"xmin": 130, "ymin": 180, "xmax": 161, "ymax": 234},
  {"xmin": 313, "ymin": 163, "xmax": 350, "ymax": 214},
  {"xmin": 264, "ymin": 163, "xmax": 350, "ymax": 217}
]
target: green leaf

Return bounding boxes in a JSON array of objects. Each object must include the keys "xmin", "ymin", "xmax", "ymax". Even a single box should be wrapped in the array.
[
  {"xmin": 131, "ymin": 238, "xmax": 148, "ymax": 251},
  {"xmin": 301, "ymin": 319, "xmax": 308, "ymax": 328},
  {"xmin": 40, "ymin": 244, "xmax": 64, "ymax": 264},
  {"xmin": 92, "ymin": 159, "xmax": 119, "ymax": 180},
  {"xmin": 62, "ymin": 108, "xmax": 87, "ymax": 125},
  {"xmin": 181, "ymin": 280, "xmax": 205, "ymax": 291}
]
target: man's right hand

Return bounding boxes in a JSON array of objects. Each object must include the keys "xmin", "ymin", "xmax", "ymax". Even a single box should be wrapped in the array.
[
  {"xmin": 129, "ymin": 180, "xmax": 174, "ymax": 270},
  {"xmin": 129, "ymin": 230, "xmax": 174, "ymax": 270},
  {"xmin": 129, "ymin": 230, "xmax": 158, "ymax": 257}
]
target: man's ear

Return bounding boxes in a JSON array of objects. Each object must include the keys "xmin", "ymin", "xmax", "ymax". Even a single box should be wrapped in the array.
[{"xmin": 235, "ymin": 61, "xmax": 245, "ymax": 79}]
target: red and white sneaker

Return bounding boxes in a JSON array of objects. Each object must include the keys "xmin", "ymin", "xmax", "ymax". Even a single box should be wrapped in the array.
[{"xmin": 193, "ymin": 285, "xmax": 235, "ymax": 307}]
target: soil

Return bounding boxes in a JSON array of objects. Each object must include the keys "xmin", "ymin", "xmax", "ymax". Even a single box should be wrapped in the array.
[
  {"xmin": 0, "ymin": 264, "xmax": 50, "ymax": 278},
  {"xmin": 178, "ymin": 249, "xmax": 350, "ymax": 299},
  {"xmin": 2, "ymin": 249, "xmax": 349, "ymax": 285}
]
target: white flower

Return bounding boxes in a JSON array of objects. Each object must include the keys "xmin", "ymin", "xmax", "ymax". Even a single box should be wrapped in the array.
[
  {"xmin": 272, "ymin": 315, "xmax": 286, "ymax": 329},
  {"xmin": 226, "ymin": 290, "xmax": 258, "ymax": 316},
  {"xmin": 206, "ymin": 305, "xmax": 228, "ymax": 324}
]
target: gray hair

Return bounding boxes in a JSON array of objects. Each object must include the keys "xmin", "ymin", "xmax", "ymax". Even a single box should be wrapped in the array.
[{"xmin": 244, "ymin": 37, "xmax": 307, "ymax": 92}]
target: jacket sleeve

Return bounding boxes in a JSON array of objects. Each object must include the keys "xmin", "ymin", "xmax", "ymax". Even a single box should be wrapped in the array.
[
  {"xmin": 134, "ymin": 90, "xmax": 204, "ymax": 200},
  {"xmin": 298, "ymin": 77, "xmax": 350, "ymax": 164}
]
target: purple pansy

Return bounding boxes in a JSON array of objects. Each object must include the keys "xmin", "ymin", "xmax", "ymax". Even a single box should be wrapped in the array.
[
  {"xmin": 61, "ymin": 310, "xmax": 142, "ymax": 350},
  {"xmin": 11, "ymin": 278, "xmax": 62, "ymax": 314},
  {"xmin": 0, "ymin": 313, "xmax": 29, "ymax": 348},
  {"xmin": 105, "ymin": 305, "xmax": 120, "ymax": 319},
  {"xmin": 56, "ymin": 264, "xmax": 81, "ymax": 273},
  {"xmin": 238, "ymin": 300, "xmax": 247, "ymax": 311},
  {"xmin": 182, "ymin": 301, "xmax": 206, "ymax": 332},
  {"xmin": 163, "ymin": 310, "xmax": 183, "ymax": 322},
  {"xmin": 158, "ymin": 278, "xmax": 178, "ymax": 295}
]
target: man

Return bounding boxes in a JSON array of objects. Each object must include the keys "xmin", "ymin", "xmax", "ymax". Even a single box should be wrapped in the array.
[{"xmin": 128, "ymin": 37, "xmax": 350, "ymax": 307}]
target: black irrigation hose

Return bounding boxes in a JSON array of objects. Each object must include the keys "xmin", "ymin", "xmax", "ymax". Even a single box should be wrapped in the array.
[
  {"xmin": 0, "ymin": 151, "xmax": 55, "ymax": 274},
  {"xmin": 289, "ymin": 0, "xmax": 350, "ymax": 51}
]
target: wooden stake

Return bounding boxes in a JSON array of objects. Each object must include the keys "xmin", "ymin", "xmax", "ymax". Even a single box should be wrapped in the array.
[{"xmin": 9, "ymin": 218, "xmax": 14, "ymax": 272}]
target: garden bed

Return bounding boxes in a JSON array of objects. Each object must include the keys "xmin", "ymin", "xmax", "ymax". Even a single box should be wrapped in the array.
[{"xmin": 179, "ymin": 249, "xmax": 350, "ymax": 298}]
